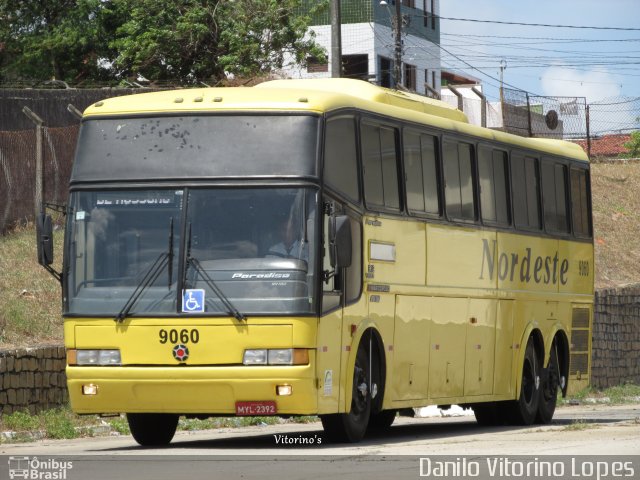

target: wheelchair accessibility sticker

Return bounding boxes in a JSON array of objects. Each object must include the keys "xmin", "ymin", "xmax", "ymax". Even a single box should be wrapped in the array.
[{"xmin": 182, "ymin": 289, "xmax": 205, "ymax": 313}]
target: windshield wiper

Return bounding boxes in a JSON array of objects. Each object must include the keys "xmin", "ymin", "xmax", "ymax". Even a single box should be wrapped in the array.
[
  {"xmin": 183, "ymin": 223, "xmax": 246, "ymax": 322},
  {"xmin": 114, "ymin": 218, "xmax": 174, "ymax": 323}
]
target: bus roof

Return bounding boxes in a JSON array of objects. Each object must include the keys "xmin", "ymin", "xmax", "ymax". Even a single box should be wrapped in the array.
[{"xmin": 83, "ymin": 78, "xmax": 588, "ymax": 162}]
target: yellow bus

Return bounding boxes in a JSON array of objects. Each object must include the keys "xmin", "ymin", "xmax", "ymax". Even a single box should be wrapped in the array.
[{"xmin": 37, "ymin": 78, "xmax": 593, "ymax": 445}]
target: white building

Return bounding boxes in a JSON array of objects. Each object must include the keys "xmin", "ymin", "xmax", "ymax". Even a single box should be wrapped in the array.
[{"xmin": 282, "ymin": 1, "xmax": 441, "ymax": 97}]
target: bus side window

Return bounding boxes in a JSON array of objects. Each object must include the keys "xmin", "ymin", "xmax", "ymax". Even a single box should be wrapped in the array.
[
  {"xmin": 443, "ymin": 140, "xmax": 475, "ymax": 221},
  {"xmin": 479, "ymin": 146, "xmax": 510, "ymax": 226},
  {"xmin": 404, "ymin": 131, "xmax": 440, "ymax": 216},
  {"xmin": 512, "ymin": 154, "xmax": 541, "ymax": 230},
  {"xmin": 362, "ymin": 122, "xmax": 400, "ymax": 211},
  {"xmin": 542, "ymin": 160, "xmax": 569, "ymax": 234},
  {"xmin": 570, "ymin": 167, "xmax": 592, "ymax": 238},
  {"xmin": 324, "ymin": 117, "xmax": 360, "ymax": 202}
]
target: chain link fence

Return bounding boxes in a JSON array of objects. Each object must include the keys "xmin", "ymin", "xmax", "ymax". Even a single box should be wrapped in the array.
[
  {"xmin": 500, "ymin": 88, "xmax": 640, "ymax": 158},
  {"xmin": 0, "ymin": 88, "xmax": 161, "ymax": 234}
]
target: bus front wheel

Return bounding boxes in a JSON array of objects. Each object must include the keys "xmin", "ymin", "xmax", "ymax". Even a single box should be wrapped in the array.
[
  {"xmin": 127, "ymin": 413, "xmax": 179, "ymax": 446},
  {"xmin": 320, "ymin": 345, "xmax": 371, "ymax": 442},
  {"xmin": 507, "ymin": 337, "xmax": 540, "ymax": 425}
]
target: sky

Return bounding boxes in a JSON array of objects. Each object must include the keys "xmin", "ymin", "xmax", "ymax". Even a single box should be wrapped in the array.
[{"xmin": 439, "ymin": 0, "xmax": 640, "ymax": 104}]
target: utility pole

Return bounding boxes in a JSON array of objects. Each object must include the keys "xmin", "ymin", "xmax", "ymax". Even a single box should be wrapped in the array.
[
  {"xmin": 330, "ymin": 0, "xmax": 342, "ymax": 78},
  {"xmin": 394, "ymin": 0, "xmax": 402, "ymax": 88}
]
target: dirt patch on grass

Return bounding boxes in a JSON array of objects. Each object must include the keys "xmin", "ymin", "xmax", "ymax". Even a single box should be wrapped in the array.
[{"xmin": 591, "ymin": 160, "xmax": 640, "ymax": 288}]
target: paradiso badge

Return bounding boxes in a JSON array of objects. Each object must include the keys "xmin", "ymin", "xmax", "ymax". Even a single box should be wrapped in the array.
[{"xmin": 172, "ymin": 344, "xmax": 190, "ymax": 362}]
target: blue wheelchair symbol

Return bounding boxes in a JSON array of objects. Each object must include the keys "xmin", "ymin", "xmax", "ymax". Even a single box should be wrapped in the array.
[{"xmin": 182, "ymin": 289, "xmax": 205, "ymax": 313}]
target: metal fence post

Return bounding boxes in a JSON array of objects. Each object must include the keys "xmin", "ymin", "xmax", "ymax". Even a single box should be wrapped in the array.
[
  {"xmin": 586, "ymin": 104, "xmax": 592, "ymax": 160},
  {"xmin": 526, "ymin": 93, "xmax": 533, "ymax": 137},
  {"xmin": 22, "ymin": 107, "xmax": 45, "ymax": 217}
]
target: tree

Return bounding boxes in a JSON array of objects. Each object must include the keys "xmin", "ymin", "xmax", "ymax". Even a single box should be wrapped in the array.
[
  {"xmin": 0, "ymin": 0, "xmax": 113, "ymax": 83},
  {"xmin": 110, "ymin": 0, "xmax": 325, "ymax": 83},
  {"xmin": 623, "ymin": 131, "xmax": 640, "ymax": 158},
  {"xmin": 0, "ymin": 0, "xmax": 325, "ymax": 84}
]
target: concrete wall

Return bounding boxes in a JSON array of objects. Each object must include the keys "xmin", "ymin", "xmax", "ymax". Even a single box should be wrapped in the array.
[
  {"xmin": 0, "ymin": 345, "xmax": 68, "ymax": 415},
  {"xmin": 591, "ymin": 285, "xmax": 640, "ymax": 389}
]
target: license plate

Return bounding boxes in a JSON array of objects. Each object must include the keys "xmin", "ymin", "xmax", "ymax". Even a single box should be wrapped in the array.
[{"xmin": 235, "ymin": 401, "xmax": 277, "ymax": 416}]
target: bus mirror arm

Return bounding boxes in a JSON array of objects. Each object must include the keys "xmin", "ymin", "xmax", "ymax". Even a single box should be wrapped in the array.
[
  {"xmin": 329, "ymin": 215, "xmax": 352, "ymax": 269},
  {"xmin": 36, "ymin": 212, "xmax": 62, "ymax": 283}
]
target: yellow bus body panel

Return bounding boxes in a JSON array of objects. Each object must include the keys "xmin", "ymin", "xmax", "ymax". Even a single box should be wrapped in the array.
[{"xmin": 65, "ymin": 317, "xmax": 319, "ymax": 414}]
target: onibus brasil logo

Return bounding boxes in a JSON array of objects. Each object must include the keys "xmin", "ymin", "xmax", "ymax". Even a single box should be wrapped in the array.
[{"xmin": 8, "ymin": 456, "xmax": 73, "ymax": 479}]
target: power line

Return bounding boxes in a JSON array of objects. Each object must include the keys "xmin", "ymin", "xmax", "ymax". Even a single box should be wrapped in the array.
[{"xmin": 432, "ymin": 15, "xmax": 640, "ymax": 31}]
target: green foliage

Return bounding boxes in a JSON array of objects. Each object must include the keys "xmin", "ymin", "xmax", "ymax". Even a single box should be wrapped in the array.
[
  {"xmin": 0, "ymin": 0, "xmax": 324, "ymax": 83},
  {"xmin": 623, "ymin": 131, "xmax": 640, "ymax": 158},
  {"xmin": 43, "ymin": 408, "xmax": 77, "ymax": 439},
  {"xmin": 107, "ymin": 416, "xmax": 131, "ymax": 435},
  {"xmin": 3, "ymin": 410, "xmax": 40, "ymax": 431}
]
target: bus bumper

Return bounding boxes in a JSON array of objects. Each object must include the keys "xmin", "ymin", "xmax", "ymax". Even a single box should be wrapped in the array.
[{"xmin": 66, "ymin": 365, "xmax": 317, "ymax": 415}]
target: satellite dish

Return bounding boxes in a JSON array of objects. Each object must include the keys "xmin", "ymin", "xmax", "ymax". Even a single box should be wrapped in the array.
[{"xmin": 545, "ymin": 110, "xmax": 559, "ymax": 130}]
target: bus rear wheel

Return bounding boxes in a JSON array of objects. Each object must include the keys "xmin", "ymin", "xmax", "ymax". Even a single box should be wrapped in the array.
[
  {"xmin": 472, "ymin": 402, "xmax": 506, "ymax": 426},
  {"xmin": 368, "ymin": 409, "xmax": 396, "ymax": 431},
  {"xmin": 507, "ymin": 337, "xmax": 540, "ymax": 425},
  {"xmin": 537, "ymin": 341, "xmax": 560, "ymax": 424},
  {"xmin": 320, "ymin": 345, "xmax": 371, "ymax": 442},
  {"xmin": 127, "ymin": 413, "xmax": 179, "ymax": 446}
]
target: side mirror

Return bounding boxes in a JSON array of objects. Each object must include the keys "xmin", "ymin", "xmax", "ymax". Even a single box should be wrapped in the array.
[
  {"xmin": 36, "ymin": 213, "xmax": 54, "ymax": 266},
  {"xmin": 329, "ymin": 215, "xmax": 352, "ymax": 268}
]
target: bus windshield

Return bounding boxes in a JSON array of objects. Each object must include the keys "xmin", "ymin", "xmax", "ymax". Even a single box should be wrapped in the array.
[{"xmin": 65, "ymin": 188, "xmax": 318, "ymax": 317}]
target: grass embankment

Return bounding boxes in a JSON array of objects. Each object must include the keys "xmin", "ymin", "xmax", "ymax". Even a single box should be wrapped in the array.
[{"xmin": 0, "ymin": 224, "xmax": 64, "ymax": 348}]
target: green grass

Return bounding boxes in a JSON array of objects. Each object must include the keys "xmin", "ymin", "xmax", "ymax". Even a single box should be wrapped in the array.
[
  {"xmin": 561, "ymin": 383, "xmax": 640, "ymax": 405},
  {"xmin": 0, "ymin": 406, "xmax": 319, "ymax": 444},
  {"xmin": 561, "ymin": 419, "xmax": 596, "ymax": 431},
  {"xmin": 0, "ymin": 224, "xmax": 64, "ymax": 347}
]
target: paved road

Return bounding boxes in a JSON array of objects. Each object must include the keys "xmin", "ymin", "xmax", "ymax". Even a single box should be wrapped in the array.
[{"xmin": 1, "ymin": 404, "xmax": 638, "ymax": 479}]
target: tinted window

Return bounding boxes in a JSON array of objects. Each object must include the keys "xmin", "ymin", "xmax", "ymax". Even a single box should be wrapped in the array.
[
  {"xmin": 404, "ymin": 131, "xmax": 439, "ymax": 215},
  {"xmin": 443, "ymin": 140, "xmax": 475, "ymax": 221},
  {"xmin": 479, "ymin": 147, "xmax": 510, "ymax": 225},
  {"xmin": 542, "ymin": 160, "xmax": 569, "ymax": 233},
  {"xmin": 324, "ymin": 117, "xmax": 359, "ymax": 201},
  {"xmin": 362, "ymin": 123, "xmax": 400, "ymax": 210},
  {"xmin": 512, "ymin": 154, "xmax": 541, "ymax": 230},
  {"xmin": 571, "ymin": 168, "xmax": 592, "ymax": 238}
]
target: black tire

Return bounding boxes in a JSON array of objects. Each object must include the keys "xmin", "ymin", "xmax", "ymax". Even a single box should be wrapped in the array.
[
  {"xmin": 472, "ymin": 402, "xmax": 506, "ymax": 426},
  {"xmin": 507, "ymin": 337, "xmax": 540, "ymax": 425},
  {"xmin": 127, "ymin": 413, "xmax": 179, "ymax": 446},
  {"xmin": 537, "ymin": 342, "xmax": 560, "ymax": 424},
  {"xmin": 320, "ymin": 345, "xmax": 371, "ymax": 442},
  {"xmin": 368, "ymin": 409, "xmax": 397, "ymax": 431}
]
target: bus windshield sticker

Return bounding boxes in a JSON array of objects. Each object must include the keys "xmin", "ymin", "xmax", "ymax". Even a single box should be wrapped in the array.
[{"xmin": 182, "ymin": 289, "xmax": 205, "ymax": 313}]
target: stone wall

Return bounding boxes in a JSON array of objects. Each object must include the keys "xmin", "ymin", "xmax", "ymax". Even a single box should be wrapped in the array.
[
  {"xmin": 0, "ymin": 345, "xmax": 68, "ymax": 415},
  {"xmin": 592, "ymin": 285, "xmax": 640, "ymax": 389}
]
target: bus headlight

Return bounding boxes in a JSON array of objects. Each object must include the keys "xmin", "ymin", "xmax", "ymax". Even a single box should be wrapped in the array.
[
  {"xmin": 243, "ymin": 349, "xmax": 309, "ymax": 365},
  {"xmin": 70, "ymin": 349, "xmax": 122, "ymax": 366},
  {"xmin": 243, "ymin": 349, "xmax": 268, "ymax": 365}
]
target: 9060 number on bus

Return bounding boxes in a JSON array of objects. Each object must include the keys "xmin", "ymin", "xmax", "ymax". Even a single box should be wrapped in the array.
[{"xmin": 159, "ymin": 328, "xmax": 200, "ymax": 344}]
